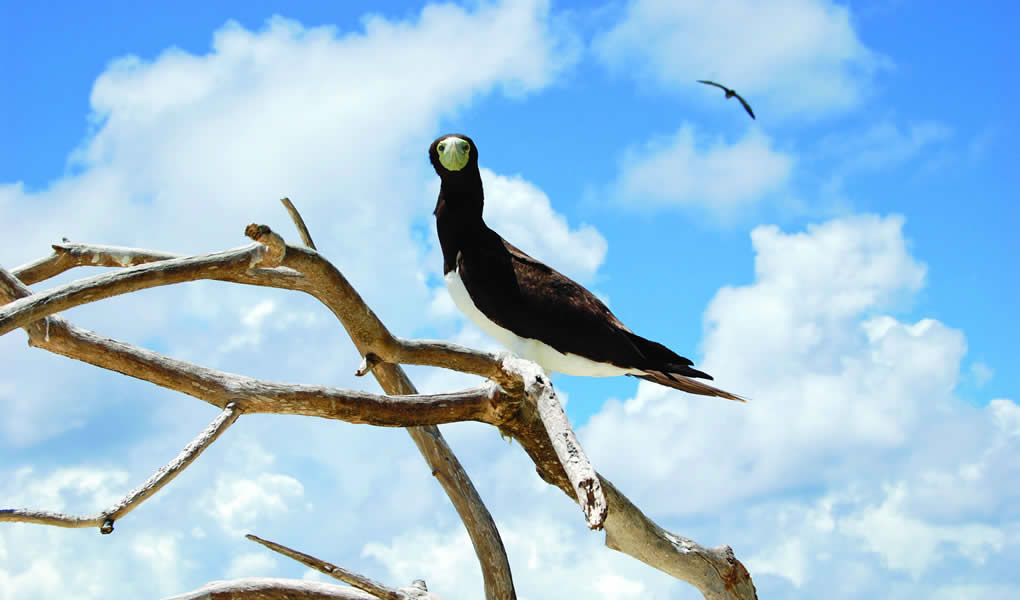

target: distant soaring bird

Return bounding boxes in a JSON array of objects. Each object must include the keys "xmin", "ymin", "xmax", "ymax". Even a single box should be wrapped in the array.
[
  {"xmin": 697, "ymin": 80, "xmax": 756, "ymax": 120},
  {"xmin": 429, "ymin": 133, "xmax": 744, "ymax": 401}
]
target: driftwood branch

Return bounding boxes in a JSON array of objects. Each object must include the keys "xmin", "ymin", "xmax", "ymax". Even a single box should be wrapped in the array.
[
  {"xmin": 503, "ymin": 357, "xmax": 608, "ymax": 529},
  {"xmin": 258, "ymin": 211, "xmax": 518, "ymax": 600},
  {"xmin": 2, "ymin": 216, "xmax": 757, "ymax": 599},
  {"xmin": 0, "ymin": 244, "xmax": 268, "ymax": 336},
  {"xmin": 2, "ymin": 229, "xmax": 518, "ymax": 600},
  {"xmin": 246, "ymin": 534, "xmax": 403, "ymax": 600},
  {"xmin": 0, "ymin": 402, "xmax": 241, "ymax": 532},
  {"xmin": 163, "ymin": 578, "xmax": 379, "ymax": 600},
  {"xmin": 281, "ymin": 197, "xmax": 318, "ymax": 250}
]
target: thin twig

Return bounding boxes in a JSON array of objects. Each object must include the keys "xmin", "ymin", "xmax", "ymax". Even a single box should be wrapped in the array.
[
  {"xmin": 0, "ymin": 402, "xmax": 241, "ymax": 532},
  {"xmin": 246, "ymin": 534, "xmax": 401, "ymax": 600},
  {"xmin": 281, "ymin": 197, "xmax": 317, "ymax": 250}
]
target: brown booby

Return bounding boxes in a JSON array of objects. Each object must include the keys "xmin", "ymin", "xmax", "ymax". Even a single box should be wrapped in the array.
[
  {"xmin": 429, "ymin": 134, "xmax": 743, "ymax": 401},
  {"xmin": 697, "ymin": 80, "xmax": 756, "ymax": 120}
]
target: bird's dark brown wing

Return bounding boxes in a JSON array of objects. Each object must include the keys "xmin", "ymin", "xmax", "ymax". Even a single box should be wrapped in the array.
[
  {"xmin": 734, "ymin": 92, "xmax": 756, "ymax": 119},
  {"xmin": 697, "ymin": 79, "xmax": 730, "ymax": 93},
  {"xmin": 495, "ymin": 239, "xmax": 651, "ymax": 368},
  {"xmin": 454, "ymin": 230, "xmax": 711, "ymax": 377}
]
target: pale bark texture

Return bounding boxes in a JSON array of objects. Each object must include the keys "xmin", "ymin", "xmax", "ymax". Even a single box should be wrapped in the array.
[{"xmin": 0, "ymin": 202, "xmax": 757, "ymax": 600}]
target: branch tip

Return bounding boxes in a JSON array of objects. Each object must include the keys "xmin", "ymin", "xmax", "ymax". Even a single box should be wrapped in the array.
[
  {"xmin": 356, "ymin": 353, "xmax": 382, "ymax": 376},
  {"xmin": 280, "ymin": 197, "xmax": 318, "ymax": 250}
]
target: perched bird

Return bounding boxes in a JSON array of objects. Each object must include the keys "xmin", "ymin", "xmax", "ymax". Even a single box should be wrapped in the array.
[
  {"xmin": 697, "ymin": 80, "xmax": 756, "ymax": 120},
  {"xmin": 429, "ymin": 134, "xmax": 743, "ymax": 401}
]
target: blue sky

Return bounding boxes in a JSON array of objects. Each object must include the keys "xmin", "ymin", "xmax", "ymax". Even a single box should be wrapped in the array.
[{"xmin": 2, "ymin": 1, "xmax": 1018, "ymax": 599}]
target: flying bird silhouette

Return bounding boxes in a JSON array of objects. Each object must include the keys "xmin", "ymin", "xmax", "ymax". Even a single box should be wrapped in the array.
[{"xmin": 697, "ymin": 80, "xmax": 755, "ymax": 120}]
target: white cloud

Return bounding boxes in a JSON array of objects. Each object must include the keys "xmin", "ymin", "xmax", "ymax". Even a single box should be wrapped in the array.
[
  {"xmin": 0, "ymin": 469, "xmax": 201, "ymax": 600},
  {"xmin": 7, "ymin": 466, "xmax": 129, "ymax": 513},
  {"xmin": 202, "ymin": 473, "xmax": 305, "ymax": 535},
  {"xmin": 971, "ymin": 362, "xmax": 994, "ymax": 387},
  {"xmin": 818, "ymin": 120, "xmax": 953, "ymax": 173},
  {"xmin": 745, "ymin": 538, "xmax": 808, "ymax": 587},
  {"xmin": 593, "ymin": 0, "xmax": 883, "ymax": 116},
  {"xmin": 225, "ymin": 552, "xmax": 278, "ymax": 579},
  {"xmin": 582, "ymin": 215, "xmax": 950, "ymax": 514},
  {"xmin": 575, "ymin": 213, "xmax": 1018, "ymax": 594},
  {"xmin": 364, "ymin": 512, "xmax": 686, "ymax": 600},
  {"xmin": 1, "ymin": 0, "xmax": 587, "ymax": 447},
  {"xmin": 611, "ymin": 125, "xmax": 794, "ymax": 218},
  {"xmin": 481, "ymin": 168, "xmax": 608, "ymax": 283},
  {"xmin": 839, "ymin": 482, "xmax": 1004, "ymax": 578}
]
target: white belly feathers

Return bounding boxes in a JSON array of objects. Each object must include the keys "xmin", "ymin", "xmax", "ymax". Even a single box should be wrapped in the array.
[{"xmin": 444, "ymin": 269, "xmax": 641, "ymax": 377}]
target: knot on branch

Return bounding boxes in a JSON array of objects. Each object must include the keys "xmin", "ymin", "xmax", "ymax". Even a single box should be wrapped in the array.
[{"xmin": 244, "ymin": 224, "xmax": 286, "ymax": 268}]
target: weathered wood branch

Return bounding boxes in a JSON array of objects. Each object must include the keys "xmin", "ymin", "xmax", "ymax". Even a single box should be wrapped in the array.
[
  {"xmin": 503, "ymin": 357, "xmax": 608, "ymax": 530},
  {"xmin": 0, "ymin": 244, "xmax": 268, "ymax": 336},
  {"xmin": 163, "ymin": 578, "xmax": 379, "ymax": 600},
  {"xmin": 246, "ymin": 534, "xmax": 403, "ymax": 600},
  {"xmin": 2, "ymin": 234, "xmax": 519, "ymax": 600},
  {"xmin": 11, "ymin": 241, "xmax": 511, "ymax": 387},
  {"xmin": 281, "ymin": 197, "xmax": 318, "ymax": 250},
  {"xmin": 2, "ymin": 224, "xmax": 757, "ymax": 599},
  {"xmin": 0, "ymin": 402, "xmax": 240, "ymax": 532}
]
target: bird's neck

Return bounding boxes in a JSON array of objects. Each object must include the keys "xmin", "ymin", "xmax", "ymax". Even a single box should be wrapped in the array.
[{"xmin": 434, "ymin": 171, "xmax": 487, "ymax": 274}]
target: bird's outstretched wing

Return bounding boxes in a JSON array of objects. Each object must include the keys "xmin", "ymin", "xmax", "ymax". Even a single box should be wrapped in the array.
[
  {"xmin": 697, "ymin": 79, "xmax": 729, "ymax": 92},
  {"xmin": 733, "ymin": 92, "xmax": 756, "ymax": 119}
]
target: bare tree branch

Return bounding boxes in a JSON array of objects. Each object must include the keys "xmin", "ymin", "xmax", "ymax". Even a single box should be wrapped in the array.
[
  {"xmin": 0, "ymin": 402, "xmax": 241, "ymax": 532},
  {"xmin": 246, "ymin": 534, "xmax": 401, "ymax": 600},
  {"xmin": 0, "ymin": 244, "xmax": 269, "ymax": 336},
  {"xmin": 281, "ymin": 197, "xmax": 318, "ymax": 250},
  {"xmin": 163, "ymin": 578, "xmax": 379, "ymax": 600},
  {"xmin": 1, "ymin": 235, "xmax": 519, "ymax": 600},
  {"xmin": 2, "ymin": 224, "xmax": 757, "ymax": 599},
  {"xmin": 13, "ymin": 244, "xmax": 181, "ymax": 285},
  {"xmin": 501, "ymin": 357, "xmax": 608, "ymax": 530},
  {"xmin": 12, "ymin": 242, "xmax": 511, "ymax": 387}
]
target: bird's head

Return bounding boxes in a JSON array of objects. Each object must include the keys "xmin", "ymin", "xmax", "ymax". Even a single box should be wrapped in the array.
[{"xmin": 429, "ymin": 134, "xmax": 477, "ymax": 176}]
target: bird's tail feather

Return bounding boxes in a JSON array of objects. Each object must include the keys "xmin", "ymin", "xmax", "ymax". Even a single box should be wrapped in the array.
[{"xmin": 632, "ymin": 370, "xmax": 746, "ymax": 402}]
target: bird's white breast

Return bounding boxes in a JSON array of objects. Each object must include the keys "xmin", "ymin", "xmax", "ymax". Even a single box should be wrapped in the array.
[{"xmin": 444, "ymin": 269, "xmax": 640, "ymax": 377}]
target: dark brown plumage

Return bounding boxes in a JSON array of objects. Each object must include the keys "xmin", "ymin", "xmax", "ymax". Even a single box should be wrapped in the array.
[
  {"xmin": 429, "ymin": 134, "xmax": 744, "ymax": 401},
  {"xmin": 698, "ymin": 80, "xmax": 756, "ymax": 120}
]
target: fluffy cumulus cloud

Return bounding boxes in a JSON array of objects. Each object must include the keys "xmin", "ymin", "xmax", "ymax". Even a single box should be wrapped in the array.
[
  {"xmin": 363, "ymin": 500, "xmax": 686, "ymax": 599},
  {"xmin": 480, "ymin": 169, "xmax": 608, "ymax": 283},
  {"xmin": 1, "ymin": 0, "xmax": 590, "ymax": 448},
  {"xmin": 611, "ymin": 125, "xmax": 794, "ymax": 218},
  {"xmin": 0, "ymin": 3, "xmax": 610, "ymax": 598},
  {"xmin": 0, "ymin": 468, "xmax": 199, "ymax": 599},
  {"xmin": 593, "ymin": 0, "xmax": 884, "ymax": 116},
  {"xmin": 579, "ymin": 214, "xmax": 1019, "ymax": 596},
  {"xmin": 201, "ymin": 473, "xmax": 305, "ymax": 535}
]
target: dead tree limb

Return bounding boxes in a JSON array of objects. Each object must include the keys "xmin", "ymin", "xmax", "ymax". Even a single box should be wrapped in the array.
[
  {"xmin": 163, "ymin": 578, "xmax": 379, "ymax": 600},
  {"xmin": 246, "ymin": 534, "xmax": 403, "ymax": 600},
  {"xmin": 1, "ymin": 216, "xmax": 757, "ymax": 600},
  {"xmin": 0, "ymin": 402, "xmax": 240, "ymax": 532}
]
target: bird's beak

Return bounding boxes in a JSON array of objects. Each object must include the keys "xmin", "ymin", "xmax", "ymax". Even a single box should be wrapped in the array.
[{"xmin": 437, "ymin": 137, "xmax": 470, "ymax": 172}]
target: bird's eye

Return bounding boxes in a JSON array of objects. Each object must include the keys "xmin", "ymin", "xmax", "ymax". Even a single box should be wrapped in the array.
[
  {"xmin": 437, "ymin": 143, "xmax": 446, "ymax": 152},
  {"xmin": 458, "ymin": 141, "xmax": 470, "ymax": 152}
]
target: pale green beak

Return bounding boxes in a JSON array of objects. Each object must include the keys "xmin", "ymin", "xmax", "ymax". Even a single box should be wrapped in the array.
[{"xmin": 437, "ymin": 136, "xmax": 471, "ymax": 171}]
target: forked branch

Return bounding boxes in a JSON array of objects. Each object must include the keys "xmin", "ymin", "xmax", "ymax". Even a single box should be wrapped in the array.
[
  {"xmin": 0, "ymin": 402, "xmax": 240, "ymax": 532},
  {"xmin": 1, "ymin": 207, "xmax": 756, "ymax": 599}
]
